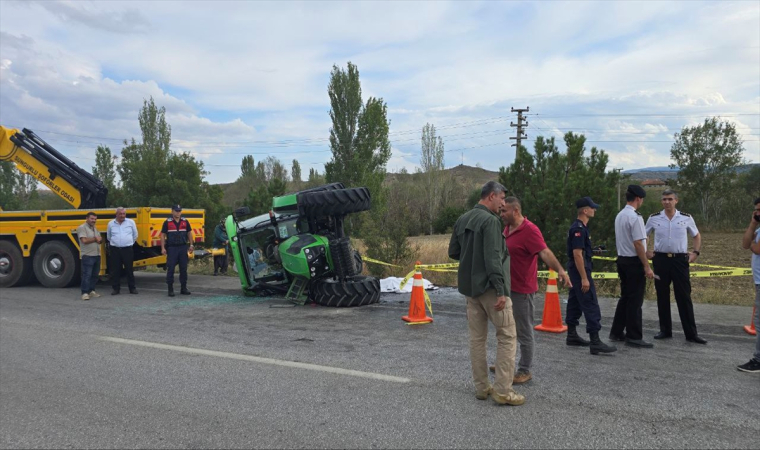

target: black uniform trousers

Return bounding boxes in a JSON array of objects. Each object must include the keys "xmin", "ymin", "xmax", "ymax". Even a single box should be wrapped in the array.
[
  {"xmin": 110, "ymin": 246, "xmax": 135, "ymax": 292},
  {"xmin": 565, "ymin": 265, "xmax": 603, "ymax": 333},
  {"xmin": 611, "ymin": 256, "xmax": 646, "ymax": 341},
  {"xmin": 166, "ymin": 245, "xmax": 189, "ymax": 287},
  {"xmin": 652, "ymin": 253, "xmax": 698, "ymax": 338}
]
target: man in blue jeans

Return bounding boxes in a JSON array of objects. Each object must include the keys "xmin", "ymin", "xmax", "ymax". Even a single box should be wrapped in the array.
[
  {"xmin": 739, "ymin": 197, "xmax": 760, "ymax": 373},
  {"xmin": 77, "ymin": 212, "xmax": 102, "ymax": 301}
]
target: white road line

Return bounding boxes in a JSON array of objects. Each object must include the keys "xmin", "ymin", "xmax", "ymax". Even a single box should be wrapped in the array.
[{"xmin": 96, "ymin": 336, "xmax": 411, "ymax": 383}]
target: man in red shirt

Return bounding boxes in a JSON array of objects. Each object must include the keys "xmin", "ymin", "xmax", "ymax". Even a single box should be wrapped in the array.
[{"xmin": 491, "ymin": 197, "xmax": 571, "ymax": 384}]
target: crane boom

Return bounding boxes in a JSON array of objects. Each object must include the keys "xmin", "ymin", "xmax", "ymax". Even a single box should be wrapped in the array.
[{"xmin": 0, "ymin": 126, "xmax": 108, "ymax": 209}]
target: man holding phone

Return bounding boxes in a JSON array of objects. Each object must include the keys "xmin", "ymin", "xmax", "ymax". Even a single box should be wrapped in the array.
[{"xmin": 738, "ymin": 197, "xmax": 760, "ymax": 373}]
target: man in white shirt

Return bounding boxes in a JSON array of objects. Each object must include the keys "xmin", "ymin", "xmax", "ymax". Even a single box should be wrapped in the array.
[
  {"xmin": 106, "ymin": 207, "xmax": 139, "ymax": 295},
  {"xmin": 610, "ymin": 185, "xmax": 655, "ymax": 348},
  {"xmin": 645, "ymin": 189, "xmax": 706, "ymax": 344}
]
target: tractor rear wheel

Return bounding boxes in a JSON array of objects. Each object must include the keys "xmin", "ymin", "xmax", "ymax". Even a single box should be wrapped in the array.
[
  {"xmin": 298, "ymin": 187, "xmax": 371, "ymax": 217},
  {"xmin": 309, "ymin": 275, "xmax": 380, "ymax": 307}
]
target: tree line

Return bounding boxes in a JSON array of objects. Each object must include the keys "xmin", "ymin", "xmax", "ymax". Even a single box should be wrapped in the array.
[{"xmin": 1, "ymin": 63, "xmax": 755, "ymax": 268}]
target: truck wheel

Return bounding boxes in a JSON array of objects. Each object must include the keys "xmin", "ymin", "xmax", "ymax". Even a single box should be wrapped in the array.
[
  {"xmin": 33, "ymin": 241, "xmax": 79, "ymax": 288},
  {"xmin": 0, "ymin": 241, "xmax": 33, "ymax": 287},
  {"xmin": 298, "ymin": 187, "xmax": 371, "ymax": 217},
  {"xmin": 309, "ymin": 275, "xmax": 380, "ymax": 307}
]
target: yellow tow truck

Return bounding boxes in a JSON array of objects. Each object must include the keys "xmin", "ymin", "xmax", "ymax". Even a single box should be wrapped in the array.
[{"xmin": 0, "ymin": 126, "xmax": 208, "ymax": 288}]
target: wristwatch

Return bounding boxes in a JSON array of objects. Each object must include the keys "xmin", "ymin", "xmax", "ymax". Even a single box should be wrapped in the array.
[{"xmin": 692, "ymin": 250, "xmax": 700, "ymax": 256}]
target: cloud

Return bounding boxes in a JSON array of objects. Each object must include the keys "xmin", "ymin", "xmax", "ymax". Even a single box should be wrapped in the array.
[
  {"xmin": 0, "ymin": 0, "xmax": 757, "ymax": 189},
  {"xmin": 32, "ymin": 0, "xmax": 151, "ymax": 34}
]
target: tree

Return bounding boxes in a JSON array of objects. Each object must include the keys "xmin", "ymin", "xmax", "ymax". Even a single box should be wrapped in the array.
[
  {"xmin": 670, "ymin": 117, "xmax": 744, "ymax": 227},
  {"xmin": 0, "ymin": 161, "xmax": 20, "ymax": 210},
  {"xmin": 323, "ymin": 62, "xmax": 392, "ymax": 237},
  {"xmin": 118, "ymin": 97, "xmax": 173, "ymax": 205},
  {"xmin": 324, "ymin": 61, "xmax": 391, "ymax": 200},
  {"xmin": 291, "ymin": 159, "xmax": 302, "ymax": 186},
  {"xmin": 117, "ymin": 97, "xmax": 223, "ymax": 243},
  {"xmin": 420, "ymin": 123, "xmax": 445, "ymax": 235},
  {"xmin": 91, "ymin": 144, "xmax": 120, "ymax": 206},
  {"xmin": 243, "ymin": 156, "xmax": 289, "ymax": 216},
  {"xmin": 499, "ymin": 133, "xmax": 622, "ymax": 263},
  {"xmin": 92, "ymin": 145, "xmax": 116, "ymax": 189},
  {"xmin": 240, "ymin": 155, "xmax": 256, "ymax": 180},
  {"xmin": 305, "ymin": 167, "xmax": 325, "ymax": 188}
]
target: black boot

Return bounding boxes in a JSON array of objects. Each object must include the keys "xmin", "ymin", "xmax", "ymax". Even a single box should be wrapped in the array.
[
  {"xmin": 168, "ymin": 285, "xmax": 175, "ymax": 297},
  {"xmin": 566, "ymin": 325, "xmax": 590, "ymax": 347},
  {"xmin": 180, "ymin": 285, "xmax": 191, "ymax": 295},
  {"xmin": 590, "ymin": 332, "xmax": 617, "ymax": 355}
]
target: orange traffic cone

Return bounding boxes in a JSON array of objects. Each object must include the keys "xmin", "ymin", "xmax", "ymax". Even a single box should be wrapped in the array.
[
  {"xmin": 402, "ymin": 262, "xmax": 433, "ymax": 324},
  {"xmin": 744, "ymin": 307, "xmax": 757, "ymax": 336},
  {"xmin": 534, "ymin": 269, "xmax": 567, "ymax": 333}
]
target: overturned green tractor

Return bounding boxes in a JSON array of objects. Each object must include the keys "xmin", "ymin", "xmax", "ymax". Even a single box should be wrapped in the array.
[{"xmin": 224, "ymin": 183, "xmax": 380, "ymax": 307}]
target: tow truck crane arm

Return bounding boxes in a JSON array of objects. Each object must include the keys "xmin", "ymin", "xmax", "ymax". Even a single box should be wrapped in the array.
[{"xmin": 0, "ymin": 126, "xmax": 108, "ymax": 209}]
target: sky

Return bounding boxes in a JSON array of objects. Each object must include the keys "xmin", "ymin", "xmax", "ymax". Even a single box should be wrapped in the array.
[{"xmin": 1, "ymin": 0, "xmax": 758, "ymax": 184}]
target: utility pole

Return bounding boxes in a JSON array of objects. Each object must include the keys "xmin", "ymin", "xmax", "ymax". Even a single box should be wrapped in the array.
[{"xmin": 510, "ymin": 106, "xmax": 529, "ymax": 151}]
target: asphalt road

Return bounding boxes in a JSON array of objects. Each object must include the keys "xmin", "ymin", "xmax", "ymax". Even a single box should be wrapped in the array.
[{"xmin": 1, "ymin": 272, "xmax": 758, "ymax": 449}]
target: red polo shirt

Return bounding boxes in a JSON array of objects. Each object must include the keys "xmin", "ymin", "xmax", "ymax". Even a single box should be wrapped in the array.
[{"xmin": 504, "ymin": 218, "xmax": 547, "ymax": 294}]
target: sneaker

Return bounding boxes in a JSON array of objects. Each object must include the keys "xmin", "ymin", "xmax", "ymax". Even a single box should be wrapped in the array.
[
  {"xmin": 88, "ymin": 290, "xmax": 101, "ymax": 298},
  {"xmin": 513, "ymin": 370, "xmax": 532, "ymax": 384},
  {"xmin": 81, "ymin": 293, "xmax": 90, "ymax": 301},
  {"xmin": 475, "ymin": 386, "xmax": 492, "ymax": 400},
  {"xmin": 737, "ymin": 358, "xmax": 760, "ymax": 373},
  {"xmin": 492, "ymin": 390, "xmax": 525, "ymax": 406}
]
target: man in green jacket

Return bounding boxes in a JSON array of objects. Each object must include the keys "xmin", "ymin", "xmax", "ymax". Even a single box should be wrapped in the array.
[{"xmin": 448, "ymin": 181, "xmax": 524, "ymax": 406}]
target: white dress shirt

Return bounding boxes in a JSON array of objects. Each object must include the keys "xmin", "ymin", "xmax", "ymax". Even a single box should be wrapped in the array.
[
  {"xmin": 107, "ymin": 218, "xmax": 138, "ymax": 248},
  {"xmin": 645, "ymin": 210, "xmax": 699, "ymax": 254},
  {"xmin": 615, "ymin": 205, "xmax": 647, "ymax": 257}
]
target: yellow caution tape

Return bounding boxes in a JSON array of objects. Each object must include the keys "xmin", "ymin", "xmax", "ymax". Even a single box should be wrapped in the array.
[
  {"xmin": 416, "ymin": 262, "xmax": 461, "ymax": 270},
  {"xmin": 424, "ymin": 290, "xmax": 433, "ymax": 317},
  {"xmin": 592, "ymin": 255, "xmax": 743, "ymax": 270},
  {"xmin": 398, "ymin": 270, "xmax": 416, "ymax": 291},
  {"xmin": 362, "ymin": 257, "xmax": 402, "ymax": 267}
]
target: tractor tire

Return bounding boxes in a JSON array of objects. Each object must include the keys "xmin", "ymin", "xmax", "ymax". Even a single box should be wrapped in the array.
[
  {"xmin": 33, "ymin": 240, "xmax": 79, "ymax": 288},
  {"xmin": 0, "ymin": 241, "xmax": 33, "ymax": 288},
  {"xmin": 298, "ymin": 187, "xmax": 371, "ymax": 217},
  {"xmin": 353, "ymin": 251, "xmax": 363, "ymax": 275},
  {"xmin": 309, "ymin": 275, "xmax": 380, "ymax": 307}
]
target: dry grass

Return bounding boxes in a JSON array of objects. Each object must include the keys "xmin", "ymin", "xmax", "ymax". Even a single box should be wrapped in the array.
[
  {"xmin": 154, "ymin": 232, "xmax": 755, "ymax": 306},
  {"xmin": 358, "ymin": 232, "xmax": 755, "ymax": 307}
]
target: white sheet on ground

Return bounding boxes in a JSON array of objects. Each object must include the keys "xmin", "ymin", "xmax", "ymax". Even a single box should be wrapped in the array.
[{"xmin": 379, "ymin": 277, "xmax": 438, "ymax": 293}]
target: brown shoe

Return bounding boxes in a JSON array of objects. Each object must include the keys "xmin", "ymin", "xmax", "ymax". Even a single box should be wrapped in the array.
[
  {"xmin": 475, "ymin": 386, "xmax": 492, "ymax": 400},
  {"xmin": 492, "ymin": 390, "xmax": 525, "ymax": 406},
  {"xmin": 513, "ymin": 370, "xmax": 532, "ymax": 384}
]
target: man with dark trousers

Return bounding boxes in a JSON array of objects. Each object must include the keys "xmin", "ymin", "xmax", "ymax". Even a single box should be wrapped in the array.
[
  {"xmin": 645, "ymin": 189, "xmax": 707, "ymax": 344},
  {"xmin": 161, "ymin": 204, "xmax": 194, "ymax": 297},
  {"xmin": 565, "ymin": 197, "xmax": 617, "ymax": 355},
  {"xmin": 611, "ymin": 185, "xmax": 655, "ymax": 348},
  {"xmin": 107, "ymin": 207, "xmax": 139, "ymax": 295}
]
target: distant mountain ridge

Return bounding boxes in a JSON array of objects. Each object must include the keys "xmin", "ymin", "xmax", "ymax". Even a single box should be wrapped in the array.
[{"xmin": 623, "ymin": 163, "xmax": 758, "ymax": 181}]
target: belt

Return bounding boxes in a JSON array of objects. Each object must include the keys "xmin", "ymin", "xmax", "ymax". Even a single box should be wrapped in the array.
[
  {"xmin": 617, "ymin": 255, "xmax": 639, "ymax": 259},
  {"xmin": 654, "ymin": 252, "xmax": 687, "ymax": 258}
]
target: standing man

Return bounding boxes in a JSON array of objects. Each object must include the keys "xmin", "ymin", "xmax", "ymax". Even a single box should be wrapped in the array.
[
  {"xmin": 610, "ymin": 185, "xmax": 655, "ymax": 348},
  {"xmin": 161, "ymin": 204, "xmax": 194, "ymax": 297},
  {"xmin": 495, "ymin": 196, "xmax": 573, "ymax": 381},
  {"xmin": 77, "ymin": 212, "xmax": 102, "ymax": 301},
  {"xmin": 107, "ymin": 207, "xmax": 138, "ymax": 295},
  {"xmin": 738, "ymin": 197, "xmax": 760, "ymax": 373},
  {"xmin": 566, "ymin": 197, "xmax": 618, "ymax": 355},
  {"xmin": 645, "ymin": 189, "xmax": 706, "ymax": 344},
  {"xmin": 212, "ymin": 218, "xmax": 228, "ymax": 276},
  {"xmin": 448, "ymin": 181, "xmax": 524, "ymax": 406}
]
